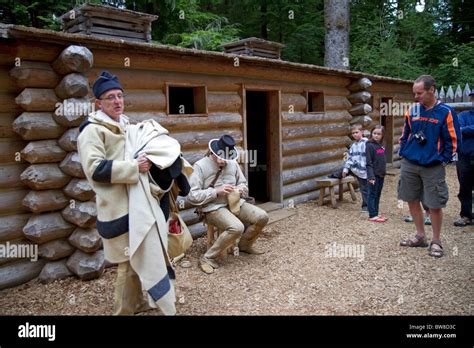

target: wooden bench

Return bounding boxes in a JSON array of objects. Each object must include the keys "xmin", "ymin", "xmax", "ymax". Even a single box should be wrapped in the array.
[{"xmin": 316, "ymin": 176, "xmax": 357, "ymax": 208}]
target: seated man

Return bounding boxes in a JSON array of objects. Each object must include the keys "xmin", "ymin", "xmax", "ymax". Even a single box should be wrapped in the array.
[{"xmin": 187, "ymin": 134, "xmax": 269, "ymax": 274}]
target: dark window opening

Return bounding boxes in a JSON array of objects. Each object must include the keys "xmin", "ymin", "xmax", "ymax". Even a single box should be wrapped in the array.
[
  {"xmin": 168, "ymin": 86, "xmax": 206, "ymax": 115},
  {"xmin": 307, "ymin": 91, "xmax": 324, "ymax": 113}
]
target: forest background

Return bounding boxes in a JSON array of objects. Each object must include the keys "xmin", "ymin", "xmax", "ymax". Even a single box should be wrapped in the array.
[{"xmin": 0, "ymin": 0, "xmax": 472, "ymax": 86}]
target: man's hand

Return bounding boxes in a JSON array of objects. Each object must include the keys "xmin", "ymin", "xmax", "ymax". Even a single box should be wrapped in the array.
[
  {"xmin": 137, "ymin": 153, "xmax": 152, "ymax": 173},
  {"xmin": 368, "ymin": 179, "xmax": 375, "ymax": 185},
  {"xmin": 216, "ymin": 184, "xmax": 234, "ymax": 197},
  {"xmin": 235, "ymin": 185, "xmax": 245, "ymax": 194}
]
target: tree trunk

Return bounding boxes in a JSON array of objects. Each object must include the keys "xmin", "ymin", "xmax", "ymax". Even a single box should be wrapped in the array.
[{"xmin": 324, "ymin": 0, "xmax": 350, "ymax": 70}]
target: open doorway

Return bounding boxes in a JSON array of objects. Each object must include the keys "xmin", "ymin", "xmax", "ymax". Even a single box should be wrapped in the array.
[
  {"xmin": 245, "ymin": 90, "xmax": 282, "ymax": 203},
  {"xmin": 380, "ymin": 97, "xmax": 394, "ymax": 163}
]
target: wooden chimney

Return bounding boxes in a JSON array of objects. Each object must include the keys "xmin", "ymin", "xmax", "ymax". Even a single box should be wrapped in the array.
[
  {"xmin": 221, "ymin": 37, "xmax": 285, "ymax": 59},
  {"xmin": 60, "ymin": 3, "xmax": 158, "ymax": 43}
]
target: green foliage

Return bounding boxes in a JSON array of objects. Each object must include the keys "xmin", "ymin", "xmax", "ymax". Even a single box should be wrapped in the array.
[{"xmin": 0, "ymin": 0, "xmax": 471, "ymax": 86}]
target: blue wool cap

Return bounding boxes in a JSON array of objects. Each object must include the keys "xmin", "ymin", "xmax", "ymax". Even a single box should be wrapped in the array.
[{"xmin": 92, "ymin": 70, "xmax": 123, "ymax": 98}]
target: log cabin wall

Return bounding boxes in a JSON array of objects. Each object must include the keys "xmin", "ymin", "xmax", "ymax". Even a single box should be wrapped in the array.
[{"xmin": 0, "ymin": 26, "xmax": 413, "ymax": 288}]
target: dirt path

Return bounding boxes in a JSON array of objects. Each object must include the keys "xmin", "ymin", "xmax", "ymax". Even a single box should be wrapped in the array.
[{"xmin": 1, "ymin": 165, "xmax": 472, "ymax": 315}]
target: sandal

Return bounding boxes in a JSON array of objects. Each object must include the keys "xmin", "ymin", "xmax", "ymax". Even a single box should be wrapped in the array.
[
  {"xmin": 428, "ymin": 241, "xmax": 443, "ymax": 258},
  {"xmin": 400, "ymin": 234, "xmax": 428, "ymax": 247}
]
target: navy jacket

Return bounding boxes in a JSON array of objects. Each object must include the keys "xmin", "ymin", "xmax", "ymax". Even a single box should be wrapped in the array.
[
  {"xmin": 458, "ymin": 109, "xmax": 474, "ymax": 158},
  {"xmin": 399, "ymin": 102, "xmax": 461, "ymax": 166}
]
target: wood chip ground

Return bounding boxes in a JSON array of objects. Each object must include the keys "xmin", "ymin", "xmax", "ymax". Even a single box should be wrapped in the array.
[{"xmin": 1, "ymin": 165, "xmax": 472, "ymax": 315}]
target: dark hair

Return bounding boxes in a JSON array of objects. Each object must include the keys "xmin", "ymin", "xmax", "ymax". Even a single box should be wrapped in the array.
[
  {"xmin": 369, "ymin": 125, "xmax": 385, "ymax": 144},
  {"xmin": 414, "ymin": 75, "xmax": 436, "ymax": 91}
]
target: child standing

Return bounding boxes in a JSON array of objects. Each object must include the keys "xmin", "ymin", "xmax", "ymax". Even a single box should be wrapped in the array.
[
  {"xmin": 366, "ymin": 125, "xmax": 387, "ymax": 222},
  {"xmin": 342, "ymin": 124, "xmax": 369, "ymax": 212}
]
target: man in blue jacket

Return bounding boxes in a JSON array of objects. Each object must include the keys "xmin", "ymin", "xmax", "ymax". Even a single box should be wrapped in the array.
[
  {"xmin": 398, "ymin": 75, "xmax": 461, "ymax": 258},
  {"xmin": 454, "ymin": 89, "xmax": 474, "ymax": 227}
]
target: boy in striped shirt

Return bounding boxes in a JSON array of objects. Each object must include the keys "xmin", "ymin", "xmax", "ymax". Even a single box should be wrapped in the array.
[{"xmin": 342, "ymin": 124, "xmax": 369, "ymax": 212}]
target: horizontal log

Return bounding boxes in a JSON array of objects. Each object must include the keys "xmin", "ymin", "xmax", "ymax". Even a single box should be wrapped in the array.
[
  {"xmin": 0, "ymin": 140, "xmax": 26, "ymax": 164},
  {"xmin": 207, "ymin": 92, "xmax": 241, "ymax": 113},
  {"xmin": 0, "ymin": 113, "xmax": 20, "ymax": 138},
  {"xmin": 68, "ymin": 227, "xmax": 102, "ymax": 253},
  {"xmin": 281, "ymin": 93, "xmax": 306, "ymax": 113},
  {"xmin": 38, "ymin": 238, "xmax": 75, "ymax": 261},
  {"xmin": 52, "ymin": 98, "xmax": 91, "ymax": 127},
  {"xmin": 182, "ymin": 150, "xmax": 207, "ymax": 166},
  {"xmin": 283, "ymin": 147, "xmax": 347, "ymax": 169},
  {"xmin": 347, "ymin": 77, "xmax": 372, "ymax": 92},
  {"xmin": 282, "ymin": 160, "xmax": 343, "ymax": 184},
  {"xmin": 369, "ymin": 81, "xmax": 413, "ymax": 94},
  {"xmin": 13, "ymin": 112, "xmax": 66, "ymax": 140},
  {"xmin": 63, "ymin": 178, "xmax": 94, "ymax": 201},
  {"xmin": 282, "ymin": 123, "xmax": 351, "ymax": 140},
  {"xmin": 22, "ymin": 190, "xmax": 69, "ymax": 213},
  {"xmin": 21, "ymin": 140, "xmax": 67, "ymax": 164},
  {"xmin": 173, "ymin": 129, "xmax": 242, "ymax": 150},
  {"xmin": 21, "ymin": 164, "xmax": 71, "ymax": 190},
  {"xmin": 347, "ymin": 91, "xmax": 371, "ymax": 104},
  {"xmin": 0, "ymin": 189, "xmax": 29, "ymax": 215},
  {"xmin": 66, "ymin": 249, "xmax": 104, "ymax": 280},
  {"xmin": 282, "ymin": 136, "xmax": 351, "ymax": 156},
  {"xmin": 0, "ymin": 164, "xmax": 28, "ymax": 189},
  {"xmin": 283, "ymin": 190, "xmax": 319, "ymax": 207},
  {"xmin": 59, "ymin": 152, "xmax": 85, "ymax": 178},
  {"xmin": 62, "ymin": 201, "xmax": 97, "ymax": 228},
  {"xmin": 9, "ymin": 61, "xmax": 60, "ymax": 89},
  {"xmin": 92, "ymin": 49, "xmax": 351, "ymax": 90},
  {"xmin": 282, "ymin": 111, "xmax": 352, "ymax": 125},
  {"xmin": 0, "ymin": 213, "xmax": 31, "ymax": 243},
  {"xmin": 89, "ymin": 68, "xmax": 237, "ymax": 92},
  {"xmin": 0, "ymin": 259, "xmax": 46, "ymax": 290},
  {"xmin": 0, "ymin": 68, "xmax": 20, "ymax": 93},
  {"xmin": 282, "ymin": 177, "xmax": 323, "ymax": 198},
  {"xmin": 0, "ymin": 239, "xmax": 36, "ymax": 266},
  {"xmin": 349, "ymin": 103, "xmax": 372, "ymax": 116},
  {"xmin": 58, "ymin": 127, "xmax": 79, "ymax": 152},
  {"xmin": 54, "ymin": 73, "xmax": 89, "ymax": 100},
  {"xmin": 39, "ymin": 259, "xmax": 74, "ymax": 284},
  {"xmin": 15, "ymin": 88, "xmax": 60, "ymax": 112},
  {"xmin": 126, "ymin": 112, "xmax": 241, "ymax": 132},
  {"xmin": 52, "ymin": 45, "xmax": 94, "ymax": 75},
  {"xmin": 23, "ymin": 212, "xmax": 75, "ymax": 244},
  {"xmin": 0, "ymin": 94, "xmax": 23, "ymax": 116},
  {"xmin": 188, "ymin": 221, "xmax": 207, "ymax": 239},
  {"xmin": 124, "ymin": 90, "xmax": 166, "ymax": 112},
  {"xmin": 324, "ymin": 95, "xmax": 351, "ymax": 111},
  {"xmin": 350, "ymin": 115, "xmax": 372, "ymax": 128}
]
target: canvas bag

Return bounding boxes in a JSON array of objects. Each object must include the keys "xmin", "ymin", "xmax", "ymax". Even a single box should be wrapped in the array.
[{"xmin": 167, "ymin": 187, "xmax": 193, "ymax": 259}]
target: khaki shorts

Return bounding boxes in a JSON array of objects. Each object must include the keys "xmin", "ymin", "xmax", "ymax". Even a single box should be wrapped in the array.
[{"xmin": 397, "ymin": 158, "xmax": 449, "ymax": 209}]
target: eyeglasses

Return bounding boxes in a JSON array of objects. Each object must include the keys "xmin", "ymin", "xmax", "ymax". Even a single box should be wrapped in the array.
[{"xmin": 99, "ymin": 93, "xmax": 125, "ymax": 102}]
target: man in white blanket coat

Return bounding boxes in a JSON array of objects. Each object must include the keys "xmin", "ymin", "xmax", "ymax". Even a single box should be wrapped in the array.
[{"xmin": 78, "ymin": 71, "xmax": 183, "ymax": 315}]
